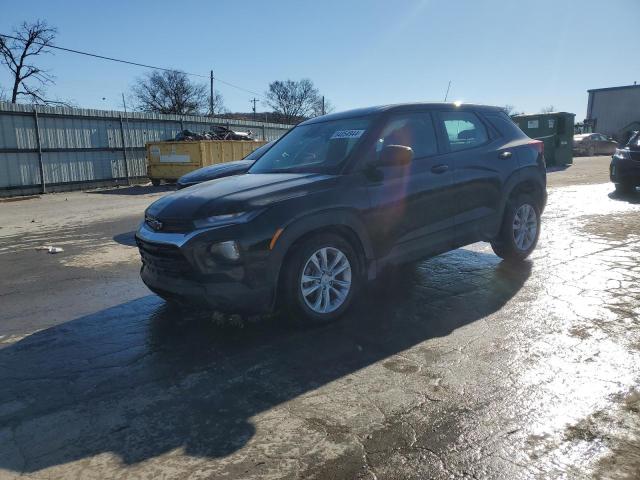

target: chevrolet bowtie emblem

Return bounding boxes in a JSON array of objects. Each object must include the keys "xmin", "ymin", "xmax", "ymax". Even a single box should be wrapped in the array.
[{"xmin": 145, "ymin": 216, "xmax": 163, "ymax": 231}]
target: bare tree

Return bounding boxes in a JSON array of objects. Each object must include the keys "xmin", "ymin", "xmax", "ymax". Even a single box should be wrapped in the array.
[
  {"xmin": 502, "ymin": 104, "xmax": 516, "ymax": 115},
  {"xmin": 264, "ymin": 79, "xmax": 328, "ymax": 124},
  {"xmin": 502, "ymin": 104, "xmax": 524, "ymax": 117},
  {"xmin": 540, "ymin": 105, "xmax": 555, "ymax": 114},
  {"xmin": 502, "ymin": 104, "xmax": 515, "ymax": 115},
  {"xmin": 132, "ymin": 70, "xmax": 224, "ymax": 115},
  {"xmin": 0, "ymin": 20, "xmax": 57, "ymax": 104}
]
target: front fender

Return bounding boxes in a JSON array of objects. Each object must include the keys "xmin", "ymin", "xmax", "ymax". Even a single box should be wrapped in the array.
[{"xmin": 266, "ymin": 208, "xmax": 376, "ymax": 305}]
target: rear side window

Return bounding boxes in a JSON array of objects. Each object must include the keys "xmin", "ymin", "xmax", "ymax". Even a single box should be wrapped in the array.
[
  {"xmin": 376, "ymin": 112, "xmax": 438, "ymax": 159},
  {"xmin": 485, "ymin": 112, "xmax": 528, "ymax": 140},
  {"xmin": 440, "ymin": 111, "xmax": 488, "ymax": 151}
]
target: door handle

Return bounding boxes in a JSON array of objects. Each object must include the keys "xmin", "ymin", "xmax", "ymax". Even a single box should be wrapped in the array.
[
  {"xmin": 431, "ymin": 164, "xmax": 449, "ymax": 174},
  {"xmin": 499, "ymin": 151, "xmax": 513, "ymax": 159}
]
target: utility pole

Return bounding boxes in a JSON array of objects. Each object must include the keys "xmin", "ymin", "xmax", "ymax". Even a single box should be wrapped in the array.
[
  {"xmin": 120, "ymin": 93, "xmax": 131, "ymax": 185},
  {"xmin": 322, "ymin": 96, "xmax": 325, "ymax": 116},
  {"xmin": 444, "ymin": 80, "xmax": 452, "ymax": 102},
  {"xmin": 210, "ymin": 70, "xmax": 214, "ymax": 116},
  {"xmin": 251, "ymin": 98, "xmax": 258, "ymax": 122}
]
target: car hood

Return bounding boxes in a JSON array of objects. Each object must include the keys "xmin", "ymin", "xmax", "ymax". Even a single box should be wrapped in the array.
[
  {"xmin": 178, "ymin": 160, "xmax": 253, "ymax": 185},
  {"xmin": 147, "ymin": 172, "xmax": 337, "ymax": 221}
]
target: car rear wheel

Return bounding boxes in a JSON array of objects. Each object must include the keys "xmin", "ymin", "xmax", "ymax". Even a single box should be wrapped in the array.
[
  {"xmin": 282, "ymin": 233, "xmax": 359, "ymax": 325},
  {"xmin": 491, "ymin": 194, "xmax": 540, "ymax": 262}
]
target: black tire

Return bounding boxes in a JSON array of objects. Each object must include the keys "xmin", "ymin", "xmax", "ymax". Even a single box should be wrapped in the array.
[
  {"xmin": 491, "ymin": 194, "xmax": 541, "ymax": 262},
  {"xmin": 151, "ymin": 179, "xmax": 161, "ymax": 186},
  {"xmin": 281, "ymin": 233, "xmax": 360, "ymax": 325},
  {"xmin": 615, "ymin": 183, "xmax": 635, "ymax": 194}
]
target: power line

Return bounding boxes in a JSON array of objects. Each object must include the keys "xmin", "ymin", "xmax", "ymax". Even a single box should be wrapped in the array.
[
  {"xmin": 216, "ymin": 78, "xmax": 264, "ymax": 98},
  {"xmin": 0, "ymin": 32, "xmax": 206, "ymax": 77},
  {"xmin": 0, "ymin": 32, "xmax": 265, "ymax": 98}
]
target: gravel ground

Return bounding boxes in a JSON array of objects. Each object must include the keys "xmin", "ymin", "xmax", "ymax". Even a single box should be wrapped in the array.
[{"xmin": 1, "ymin": 156, "xmax": 639, "ymax": 479}]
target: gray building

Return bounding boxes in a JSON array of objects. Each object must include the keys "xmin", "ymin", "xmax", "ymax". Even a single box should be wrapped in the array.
[{"xmin": 586, "ymin": 84, "xmax": 640, "ymax": 142}]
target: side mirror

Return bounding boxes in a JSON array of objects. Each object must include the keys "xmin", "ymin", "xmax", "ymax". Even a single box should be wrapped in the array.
[{"xmin": 378, "ymin": 145, "xmax": 413, "ymax": 167}]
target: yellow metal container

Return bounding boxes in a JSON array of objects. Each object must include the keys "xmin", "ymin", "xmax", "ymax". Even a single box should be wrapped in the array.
[{"xmin": 146, "ymin": 140, "xmax": 267, "ymax": 184}]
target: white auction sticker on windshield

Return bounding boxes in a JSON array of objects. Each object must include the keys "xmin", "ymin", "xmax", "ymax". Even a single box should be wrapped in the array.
[{"xmin": 330, "ymin": 129, "xmax": 365, "ymax": 140}]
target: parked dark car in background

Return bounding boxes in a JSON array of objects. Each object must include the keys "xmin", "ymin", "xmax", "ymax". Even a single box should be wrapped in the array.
[
  {"xmin": 137, "ymin": 103, "xmax": 547, "ymax": 324},
  {"xmin": 573, "ymin": 133, "xmax": 618, "ymax": 156},
  {"xmin": 176, "ymin": 141, "xmax": 274, "ymax": 189},
  {"xmin": 610, "ymin": 131, "xmax": 640, "ymax": 194}
]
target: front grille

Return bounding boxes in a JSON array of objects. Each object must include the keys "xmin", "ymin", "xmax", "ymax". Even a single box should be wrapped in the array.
[
  {"xmin": 160, "ymin": 219, "xmax": 194, "ymax": 233},
  {"xmin": 144, "ymin": 215, "xmax": 193, "ymax": 233},
  {"xmin": 136, "ymin": 238, "xmax": 193, "ymax": 276}
]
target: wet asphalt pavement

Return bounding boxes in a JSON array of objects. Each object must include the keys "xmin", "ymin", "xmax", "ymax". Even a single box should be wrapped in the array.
[{"xmin": 1, "ymin": 158, "xmax": 639, "ymax": 479}]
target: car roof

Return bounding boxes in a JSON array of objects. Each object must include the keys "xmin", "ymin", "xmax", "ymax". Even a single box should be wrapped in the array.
[{"xmin": 300, "ymin": 102, "xmax": 504, "ymax": 125}]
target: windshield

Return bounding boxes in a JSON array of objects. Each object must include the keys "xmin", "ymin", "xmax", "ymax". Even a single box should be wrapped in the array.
[
  {"xmin": 249, "ymin": 117, "xmax": 372, "ymax": 174},
  {"xmin": 626, "ymin": 131, "xmax": 640, "ymax": 148},
  {"xmin": 243, "ymin": 141, "xmax": 273, "ymax": 160}
]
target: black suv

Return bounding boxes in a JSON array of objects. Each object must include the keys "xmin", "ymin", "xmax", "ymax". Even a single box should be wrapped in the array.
[
  {"xmin": 136, "ymin": 103, "xmax": 547, "ymax": 323},
  {"xmin": 610, "ymin": 131, "xmax": 640, "ymax": 194}
]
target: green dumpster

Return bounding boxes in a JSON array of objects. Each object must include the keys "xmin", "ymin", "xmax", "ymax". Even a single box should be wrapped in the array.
[{"xmin": 512, "ymin": 112, "xmax": 575, "ymax": 166}]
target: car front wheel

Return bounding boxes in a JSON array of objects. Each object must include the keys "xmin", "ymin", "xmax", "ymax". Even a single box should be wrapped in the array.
[
  {"xmin": 282, "ymin": 233, "xmax": 359, "ymax": 325},
  {"xmin": 615, "ymin": 183, "xmax": 636, "ymax": 194}
]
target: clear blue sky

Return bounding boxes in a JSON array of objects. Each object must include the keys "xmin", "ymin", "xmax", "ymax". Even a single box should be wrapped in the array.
[{"xmin": 1, "ymin": 0, "xmax": 639, "ymax": 119}]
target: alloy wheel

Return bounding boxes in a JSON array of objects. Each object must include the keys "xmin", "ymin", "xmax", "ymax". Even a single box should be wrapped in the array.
[
  {"xmin": 512, "ymin": 203, "xmax": 537, "ymax": 251},
  {"xmin": 300, "ymin": 247, "xmax": 352, "ymax": 314}
]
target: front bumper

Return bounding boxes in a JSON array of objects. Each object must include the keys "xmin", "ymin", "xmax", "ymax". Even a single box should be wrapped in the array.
[
  {"xmin": 610, "ymin": 157, "xmax": 640, "ymax": 185},
  {"xmin": 135, "ymin": 222, "xmax": 273, "ymax": 313},
  {"xmin": 140, "ymin": 264, "xmax": 271, "ymax": 312}
]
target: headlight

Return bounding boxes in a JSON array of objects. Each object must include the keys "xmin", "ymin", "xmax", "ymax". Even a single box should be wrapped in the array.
[
  {"xmin": 193, "ymin": 210, "xmax": 261, "ymax": 229},
  {"xmin": 613, "ymin": 149, "xmax": 631, "ymax": 160}
]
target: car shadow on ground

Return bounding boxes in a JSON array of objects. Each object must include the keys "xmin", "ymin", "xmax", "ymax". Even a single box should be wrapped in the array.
[
  {"xmin": 113, "ymin": 230, "xmax": 138, "ymax": 246},
  {"xmin": 0, "ymin": 249, "xmax": 531, "ymax": 474},
  {"xmin": 546, "ymin": 164, "xmax": 571, "ymax": 173},
  {"xmin": 88, "ymin": 184, "xmax": 175, "ymax": 196},
  {"xmin": 608, "ymin": 189, "xmax": 640, "ymax": 204}
]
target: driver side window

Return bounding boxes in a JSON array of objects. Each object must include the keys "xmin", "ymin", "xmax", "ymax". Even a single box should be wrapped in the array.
[{"xmin": 376, "ymin": 112, "xmax": 438, "ymax": 159}]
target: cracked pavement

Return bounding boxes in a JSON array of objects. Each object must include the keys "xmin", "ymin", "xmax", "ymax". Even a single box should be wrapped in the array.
[{"xmin": 0, "ymin": 157, "xmax": 639, "ymax": 479}]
